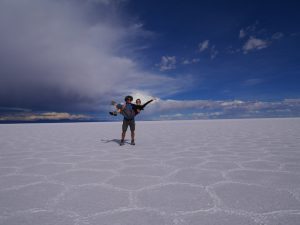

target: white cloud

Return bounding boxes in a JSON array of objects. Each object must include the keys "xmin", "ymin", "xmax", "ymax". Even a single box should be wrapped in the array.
[
  {"xmin": 182, "ymin": 60, "xmax": 190, "ymax": 65},
  {"xmin": 198, "ymin": 40, "xmax": 218, "ymax": 59},
  {"xmin": 226, "ymin": 46, "xmax": 241, "ymax": 54},
  {"xmin": 220, "ymin": 100, "xmax": 244, "ymax": 107},
  {"xmin": 129, "ymin": 91, "xmax": 156, "ymax": 104},
  {"xmin": 272, "ymin": 32, "xmax": 284, "ymax": 40},
  {"xmin": 153, "ymin": 98, "xmax": 300, "ymax": 119},
  {"xmin": 239, "ymin": 22, "xmax": 259, "ymax": 39},
  {"xmin": 242, "ymin": 36, "xmax": 269, "ymax": 53},
  {"xmin": 157, "ymin": 111, "xmax": 226, "ymax": 120},
  {"xmin": 210, "ymin": 45, "xmax": 218, "ymax": 59},
  {"xmin": 237, "ymin": 23, "xmax": 284, "ymax": 55},
  {"xmin": 159, "ymin": 113, "xmax": 184, "ymax": 120},
  {"xmin": 182, "ymin": 58, "xmax": 200, "ymax": 65},
  {"xmin": 198, "ymin": 40, "xmax": 210, "ymax": 52},
  {"xmin": 157, "ymin": 56, "xmax": 177, "ymax": 71}
]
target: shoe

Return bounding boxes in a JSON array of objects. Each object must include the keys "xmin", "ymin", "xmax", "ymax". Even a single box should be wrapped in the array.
[
  {"xmin": 109, "ymin": 111, "xmax": 117, "ymax": 116},
  {"xmin": 130, "ymin": 140, "xmax": 135, "ymax": 145},
  {"xmin": 120, "ymin": 140, "xmax": 125, "ymax": 146}
]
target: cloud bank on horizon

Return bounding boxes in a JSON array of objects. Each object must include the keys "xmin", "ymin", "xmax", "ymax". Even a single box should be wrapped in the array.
[
  {"xmin": 0, "ymin": 0, "xmax": 299, "ymax": 121},
  {"xmin": 1, "ymin": 98, "xmax": 300, "ymax": 122},
  {"xmin": 139, "ymin": 98, "xmax": 300, "ymax": 120}
]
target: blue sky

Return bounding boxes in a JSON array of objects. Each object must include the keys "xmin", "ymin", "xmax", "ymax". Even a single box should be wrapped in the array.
[
  {"xmin": 0, "ymin": 0, "xmax": 299, "ymax": 122},
  {"xmin": 127, "ymin": 0, "xmax": 300, "ymax": 100}
]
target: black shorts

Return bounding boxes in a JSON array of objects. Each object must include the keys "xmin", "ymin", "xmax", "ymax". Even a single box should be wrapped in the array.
[{"xmin": 122, "ymin": 119, "xmax": 135, "ymax": 132}]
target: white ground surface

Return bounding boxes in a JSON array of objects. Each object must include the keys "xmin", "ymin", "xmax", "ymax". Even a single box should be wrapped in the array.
[{"xmin": 0, "ymin": 118, "xmax": 300, "ymax": 225}]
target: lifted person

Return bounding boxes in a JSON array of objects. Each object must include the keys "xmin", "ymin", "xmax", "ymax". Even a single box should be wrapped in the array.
[
  {"xmin": 133, "ymin": 98, "xmax": 155, "ymax": 115},
  {"xmin": 109, "ymin": 98, "xmax": 155, "ymax": 116}
]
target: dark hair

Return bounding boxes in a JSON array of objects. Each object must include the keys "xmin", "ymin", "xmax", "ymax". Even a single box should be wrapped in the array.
[
  {"xmin": 124, "ymin": 95, "xmax": 133, "ymax": 101},
  {"xmin": 136, "ymin": 98, "xmax": 141, "ymax": 102}
]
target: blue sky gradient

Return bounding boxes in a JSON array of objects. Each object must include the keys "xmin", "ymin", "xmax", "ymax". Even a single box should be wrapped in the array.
[{"xmin": 127, "ymin": 0, "xmax": 300, "ymax": 100}]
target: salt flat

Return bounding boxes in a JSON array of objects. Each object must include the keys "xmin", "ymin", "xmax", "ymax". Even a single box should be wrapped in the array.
[{"xmin": 0, "ymin": 118, "xmax": 300, "ymax": 225}]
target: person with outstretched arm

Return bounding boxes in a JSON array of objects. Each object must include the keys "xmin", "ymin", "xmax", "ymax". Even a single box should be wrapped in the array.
[{"xmin": 133, "ymin": 98, "xmax": 155, "ymax": 115}]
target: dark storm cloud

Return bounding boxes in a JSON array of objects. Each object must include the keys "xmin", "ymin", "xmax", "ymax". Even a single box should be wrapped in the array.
[{"xmin": 0, "ymin": 0, "xmax": 188, "ymax": 112}]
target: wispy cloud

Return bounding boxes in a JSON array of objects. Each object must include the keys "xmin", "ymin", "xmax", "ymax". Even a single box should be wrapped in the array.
[
  {"xmin": 226, "ymin": 46, "xmax": 241, "ymax": 54},
  {"xmin": 182, "ymin": 58, "xmax": 200, "ymax": 65},
  {"xmin": 210, "ymin": 45, "xmax": 218, "ymax": 59},
  {"xmin": 237, "ymin": 23, "xmax": 284, "ymax": 54},
  {"xmin": 198, "ymin": 40, "xmax": 218, "ymax": 59},
  {"xmin": 156, "ymin": 56, "xmax": 177, "ymax": 71},
  {"xmin": 272, "ymin": 32, "xmax": 284, "ymax": 40},
  {"xmin": 242, "ymin": 36, "xmax": 269, "ymax": 53},
  {"xmin": 291, "ymin": 32, "xmax": 300, "ymax": 37},
  {"xmin": 238, "ymin": 22, "xmax": 259, "ymax": 39},
  {"xmin": 198, "ymin": 40, "xmax": 210, "ymax": 52},
  {"xmin": 0, "ymin": 107, "xmax": 31, "ymax": 112},
  {"xmin": 243, "ymin": 78, "xmax": 264, "ymax": 86},
  {"xmin": 239, "ymin": 29, "xmax": 247, "ymax": 39}
]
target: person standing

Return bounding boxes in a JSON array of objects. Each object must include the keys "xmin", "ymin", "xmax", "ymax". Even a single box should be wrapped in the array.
[{"xmin": 120, "ymin": 95, "xmax": 136, "ymax": 146}]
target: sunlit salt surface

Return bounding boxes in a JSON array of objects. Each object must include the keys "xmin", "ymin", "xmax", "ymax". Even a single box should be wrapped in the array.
[{"xmin": 1, "ymin": 118, "xmax": 300, "ymax": 225}]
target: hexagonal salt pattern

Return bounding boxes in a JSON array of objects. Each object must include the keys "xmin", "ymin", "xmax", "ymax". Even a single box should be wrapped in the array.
[
  {"xmin": 136, "ymin": 184, "xmax": 214, "ymax": 213},
  {"xmin": 106, "ymin": 175, "xmax": 161, "ymax": 190},
  {"xmin": 0, "ymin": 183, "xmax": 65, "ymax": 215},
  {"xmin": 86, "ymin": 209, "xmax": 173, "ymax": 225},
  {"xmin": 0, "ymin": 174, "xmax": 45, "ymax": 190},
  {"xmin": 212, "ymin": 182, "xmax": 300, "ymax": 213},
  {"xmin": 1, "ymin": 118, "xmax": 300, "ymax": 224},
  {"xmin": 0, "ymin": 211, "xmax": 76, "ymax": 225},
  {"xmin": 263, "ymin": 212, "xmax": 300, "ymax": 225},
  {"xmin": 226, "ymin": 170, "xmax": 300, "ymax": 189},
  {"xmin": 53, "ymin": 185, "xmax": 130, "ymax": 216},
  {"xmin": 50, "ymin": 170, "xmax": 115, "ymax": 185},
  {"xmin": 167, "ymin": 168, "xmax": 224, "ymax": 186},
  {"xmin": 21, "ymin": 163, "xmax": 73, "ymax": 176},
  {"xmin": 179, "ymin": 211, "xmax": 259, "ymax": 225},
  {"xmin": 119, "ymin": 165, "xmax": 174, "ymax": 177}
]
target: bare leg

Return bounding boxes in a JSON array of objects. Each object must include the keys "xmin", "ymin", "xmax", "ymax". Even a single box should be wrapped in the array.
[
  {"xmin": 110, "ymin": 102, "xmax": 122, "ymax": 116},
  {"xmin": 130, "ymin": 131, "xmax": 135, "ymax": 145},
  {"xmin": 121, "ymin": 132, "xmax": 126, "ymax": 141}
]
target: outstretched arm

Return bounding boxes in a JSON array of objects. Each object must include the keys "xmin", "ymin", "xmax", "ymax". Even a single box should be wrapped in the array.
[{"xmin": 141, "ymin": 98, "xmax": 155, "ymax": 110}]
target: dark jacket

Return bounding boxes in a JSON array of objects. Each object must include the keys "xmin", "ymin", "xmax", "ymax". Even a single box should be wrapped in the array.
[{"xmin": 133, "ymin": 99, "xmax": 153, "ymax": 115}]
